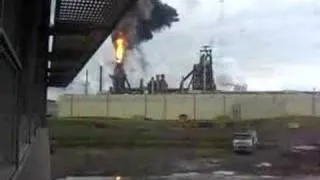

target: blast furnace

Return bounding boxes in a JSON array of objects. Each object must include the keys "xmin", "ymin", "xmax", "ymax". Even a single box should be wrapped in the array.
[
  {"xmin": 180, "ymin": 45, "xmax": 217, "ymax": 92},
  {"xmin": 109, "ymin": 62, "xmax": 131, "ymax": 94}
]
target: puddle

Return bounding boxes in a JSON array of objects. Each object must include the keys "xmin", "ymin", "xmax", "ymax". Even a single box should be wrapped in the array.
[
  {"xmin": 213, "ymin": 170, "xmax": 235, "ymax": 176},
  {"xmin": 292, "ymin": 145, "xmax": 319, "ymax": 151},
  {"xmin": 255, "ymin": 162, "xmax": 272, "ymax": 168},
  {"xmin": 57, "ymin": 177, "xmax": 117, "ymax": 180},
  {"xmin": 260, "ymin": 175, "xmax": 278, "ymax": 179},
  {"xmin": 174, "ymin": 158, "xmax": 221, "ymax": 171},
  {"xmin": 166, "ymin": 172, "xmax": 200, "ymax": 178}
]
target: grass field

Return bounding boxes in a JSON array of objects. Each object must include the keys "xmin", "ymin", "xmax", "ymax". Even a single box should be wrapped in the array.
[{"xmin": 49, "ymin": 116, "xmax": 320, "ymax": 149}]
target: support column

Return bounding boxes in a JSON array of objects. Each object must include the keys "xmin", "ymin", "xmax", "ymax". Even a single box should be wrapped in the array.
[
  {"xmin": 37, "ymin": 0, "xmax": 50, "ymax": 128},
  {"xmin": 0, "ymin": 0, "xmax": 50, "ymax": 179},
  {"xmin": 18, "ymin": 0, "xmax": 49, "ymax": 140}
]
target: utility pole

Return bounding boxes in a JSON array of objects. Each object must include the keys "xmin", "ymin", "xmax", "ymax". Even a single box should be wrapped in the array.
[
  {"xmin": 84, "ymin": 69, "xmax": 89, "ymax": 95},
  {"xmin": 98, "ymin": 65, "xmax": 103, "ymax": 93},
  {"xmin": 312, "ymin": 87, "xmax": 316, "ymax": 116},
  {"xmin": 203, "ymin": 56, "xmax": 206, "ymax": 91}
]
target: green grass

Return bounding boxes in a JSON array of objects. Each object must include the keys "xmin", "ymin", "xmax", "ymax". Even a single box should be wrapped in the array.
[
  {"xmin": 49, "ymin": 117, "xmax": 232, "ymax": 149},
  {"xmin": 48, "ymin": 116, "xmax": 320, "ymax": 149}
]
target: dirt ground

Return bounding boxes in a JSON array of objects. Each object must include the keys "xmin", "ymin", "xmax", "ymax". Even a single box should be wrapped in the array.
[
  {"xmin": 51, "ymin": 146, "xmax": 320, "ymax": 179},
  {"xmin": 50, "ymin": 117, "xmax": 320, "ymax": 179}
]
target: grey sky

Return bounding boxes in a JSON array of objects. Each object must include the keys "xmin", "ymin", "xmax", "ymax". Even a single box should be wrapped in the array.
[{"xmin": 48, "ymin": 0, "xmax": 320, "ymax": 99}]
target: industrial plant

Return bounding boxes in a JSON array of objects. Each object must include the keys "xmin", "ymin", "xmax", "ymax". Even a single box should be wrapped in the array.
[
  {"xmin": 61, "ymin": 34, "xmax": 320, "ymax": 122},
  {"xmin": 82, "ymin": 0, "xmax": 246, "ymax": 95},
  {"xmin": 105, "ymin": 44, "xmax": 247, "ymax": 95},
  {"xmin": 103, "ymin": 44, "xmax": 231, "ymax": 95},
  {"xmin": 56, "ymin": 0, "xmax": 320, "ymax": 122}
]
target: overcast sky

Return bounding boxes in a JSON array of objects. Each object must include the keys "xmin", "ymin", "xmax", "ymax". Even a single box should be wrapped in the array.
[{"xmin": 48, "ymin": 0, "xmax": 320, "ymax": 99}]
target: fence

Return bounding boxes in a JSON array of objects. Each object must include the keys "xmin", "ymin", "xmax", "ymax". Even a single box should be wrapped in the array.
[{"xmin": 58, "ymin": 93, "xmax": 320, "ymax": 120}]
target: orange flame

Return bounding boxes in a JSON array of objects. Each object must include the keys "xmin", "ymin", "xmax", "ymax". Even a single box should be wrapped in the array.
[{"xmin": 114, "ymin": 32, "xmax": 126, "ymax": 63}]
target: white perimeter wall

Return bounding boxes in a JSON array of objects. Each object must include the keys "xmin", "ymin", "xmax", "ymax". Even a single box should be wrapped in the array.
[{"xmin": 57, "ymin": 93, "xmax": 320, "ymax": 120}]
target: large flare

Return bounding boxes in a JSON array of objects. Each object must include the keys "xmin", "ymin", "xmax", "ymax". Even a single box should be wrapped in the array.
[
  {"xmin": 111, "ymin": 0, "xmax": 179, "ymax": 71},
  {"xmin": 113, "ymin": 32, "xmax": 127, "ymax": 63}
]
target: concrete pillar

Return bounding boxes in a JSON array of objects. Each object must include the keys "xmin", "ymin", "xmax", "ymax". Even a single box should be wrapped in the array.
[{"xmin": 17, "ymin": 0, "xmax": 42, "ymax": 147}]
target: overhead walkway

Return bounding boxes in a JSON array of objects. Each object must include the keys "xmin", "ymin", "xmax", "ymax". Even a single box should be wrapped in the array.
[
  {"xmin": 0, "ymin": 0, "xmax": 137, "ymax": 179},
  {"xmin": 48, "ymin": 0, "xmax": 137, "ymax": 87}
]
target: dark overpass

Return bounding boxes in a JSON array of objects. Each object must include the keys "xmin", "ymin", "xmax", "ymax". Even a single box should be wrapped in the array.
[{"xmin": 0, "ymin": 0, "xmax": 137, "ymax": 179}]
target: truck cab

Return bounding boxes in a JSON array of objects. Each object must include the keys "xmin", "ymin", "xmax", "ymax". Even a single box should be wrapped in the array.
[{"xmin": 232, "ymin": 130, "xmax": 258, "ymax": 153}]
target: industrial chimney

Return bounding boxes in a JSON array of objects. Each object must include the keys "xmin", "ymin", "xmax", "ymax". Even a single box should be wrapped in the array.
[
  {"xmin": 99, "ymin": 65, "xmax": 103, "ymax": 93},
  {"xmin": 84, "ymin": 69, "xmax": 89, "ymax": 95},
  {"xmin": 140, "ymin": 78, "xmax": 144, "ymax": 94}
]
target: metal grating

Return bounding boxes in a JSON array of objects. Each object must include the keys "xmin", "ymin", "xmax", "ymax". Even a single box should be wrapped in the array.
[
  {"xmin": 56, "ymin": 0, "xmax": 114, "ymax": 25},
  {"xmin": 49, "ymin": 0, "xmax": 137, "ymax": 87}
]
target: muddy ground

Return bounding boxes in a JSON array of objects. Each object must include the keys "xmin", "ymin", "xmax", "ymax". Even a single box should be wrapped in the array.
[
  {"xmin": 51, "ymin": 146, "xmax": 320, "ymax": 179},
  {"xmin": 49, "ymin": 117, "xmax": 320, "ymax": 179}
]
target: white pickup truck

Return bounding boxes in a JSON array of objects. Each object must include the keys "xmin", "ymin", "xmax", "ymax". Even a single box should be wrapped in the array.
[{"xmin": 232, "ymin": 130, "xmax": 258, "ymax": 153}]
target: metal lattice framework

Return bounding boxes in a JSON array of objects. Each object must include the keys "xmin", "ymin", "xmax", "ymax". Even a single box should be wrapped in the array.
[
  {"xmin": 57, "ymin": 0, "xmax": 108, "ymax": 24},
  {"xmin": 48, "ymin": 0, "xmax": 137, "ymax": 87}
]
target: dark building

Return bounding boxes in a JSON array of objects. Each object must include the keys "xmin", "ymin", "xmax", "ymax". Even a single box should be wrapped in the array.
[
  {"xmin": 159, "ymin": 74, "xmax": 168, "ymax": 93},
  {"xmin": 109, "ymin": 63, "xmax": 131, "ymax": 94},
  {"xmin": 147, "ymin": 74, "xmax": 168, "ymax": 94},
  {"xmin": 147, "ymin": 77, "xmax": 156, "ymax": 94},
  {"xmin": 155, "ymin": 74, "xmax": 161, "ymax": 92},
  {"xmin": 0, "ymin": 0, "xmax": 138, "ymax": 180}
]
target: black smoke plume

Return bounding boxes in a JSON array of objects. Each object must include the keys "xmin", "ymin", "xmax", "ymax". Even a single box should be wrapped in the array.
[
  {"xmin": 136, "ymin": 0, "xmax": 179, "ymax": 43},
  {"xmin": 112, "ymin": 0, "xmax": 179, "ymax": 71}
]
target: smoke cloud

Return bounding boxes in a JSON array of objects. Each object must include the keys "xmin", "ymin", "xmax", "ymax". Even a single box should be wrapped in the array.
[
  {"xmin": 216, "ymin": 74, "xmax": 234, "ymax": 87},
  {"xmin": 112, "ymin": 0, "xmax": 179, "ymax": 71},
  {"xmin": 135, "ymin": 46, "xmax": 148, "ymax": 72},
  {"xmin": 216, "ymin": 73, "xmax": 248, "ymax": 91},
  {"xmin": 136, "ymin": 0, "xmax": 180, "ymax": 43},
  {"xmin": 214, "ymin": 57, "xmax": 248, "ymax": 91}
]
